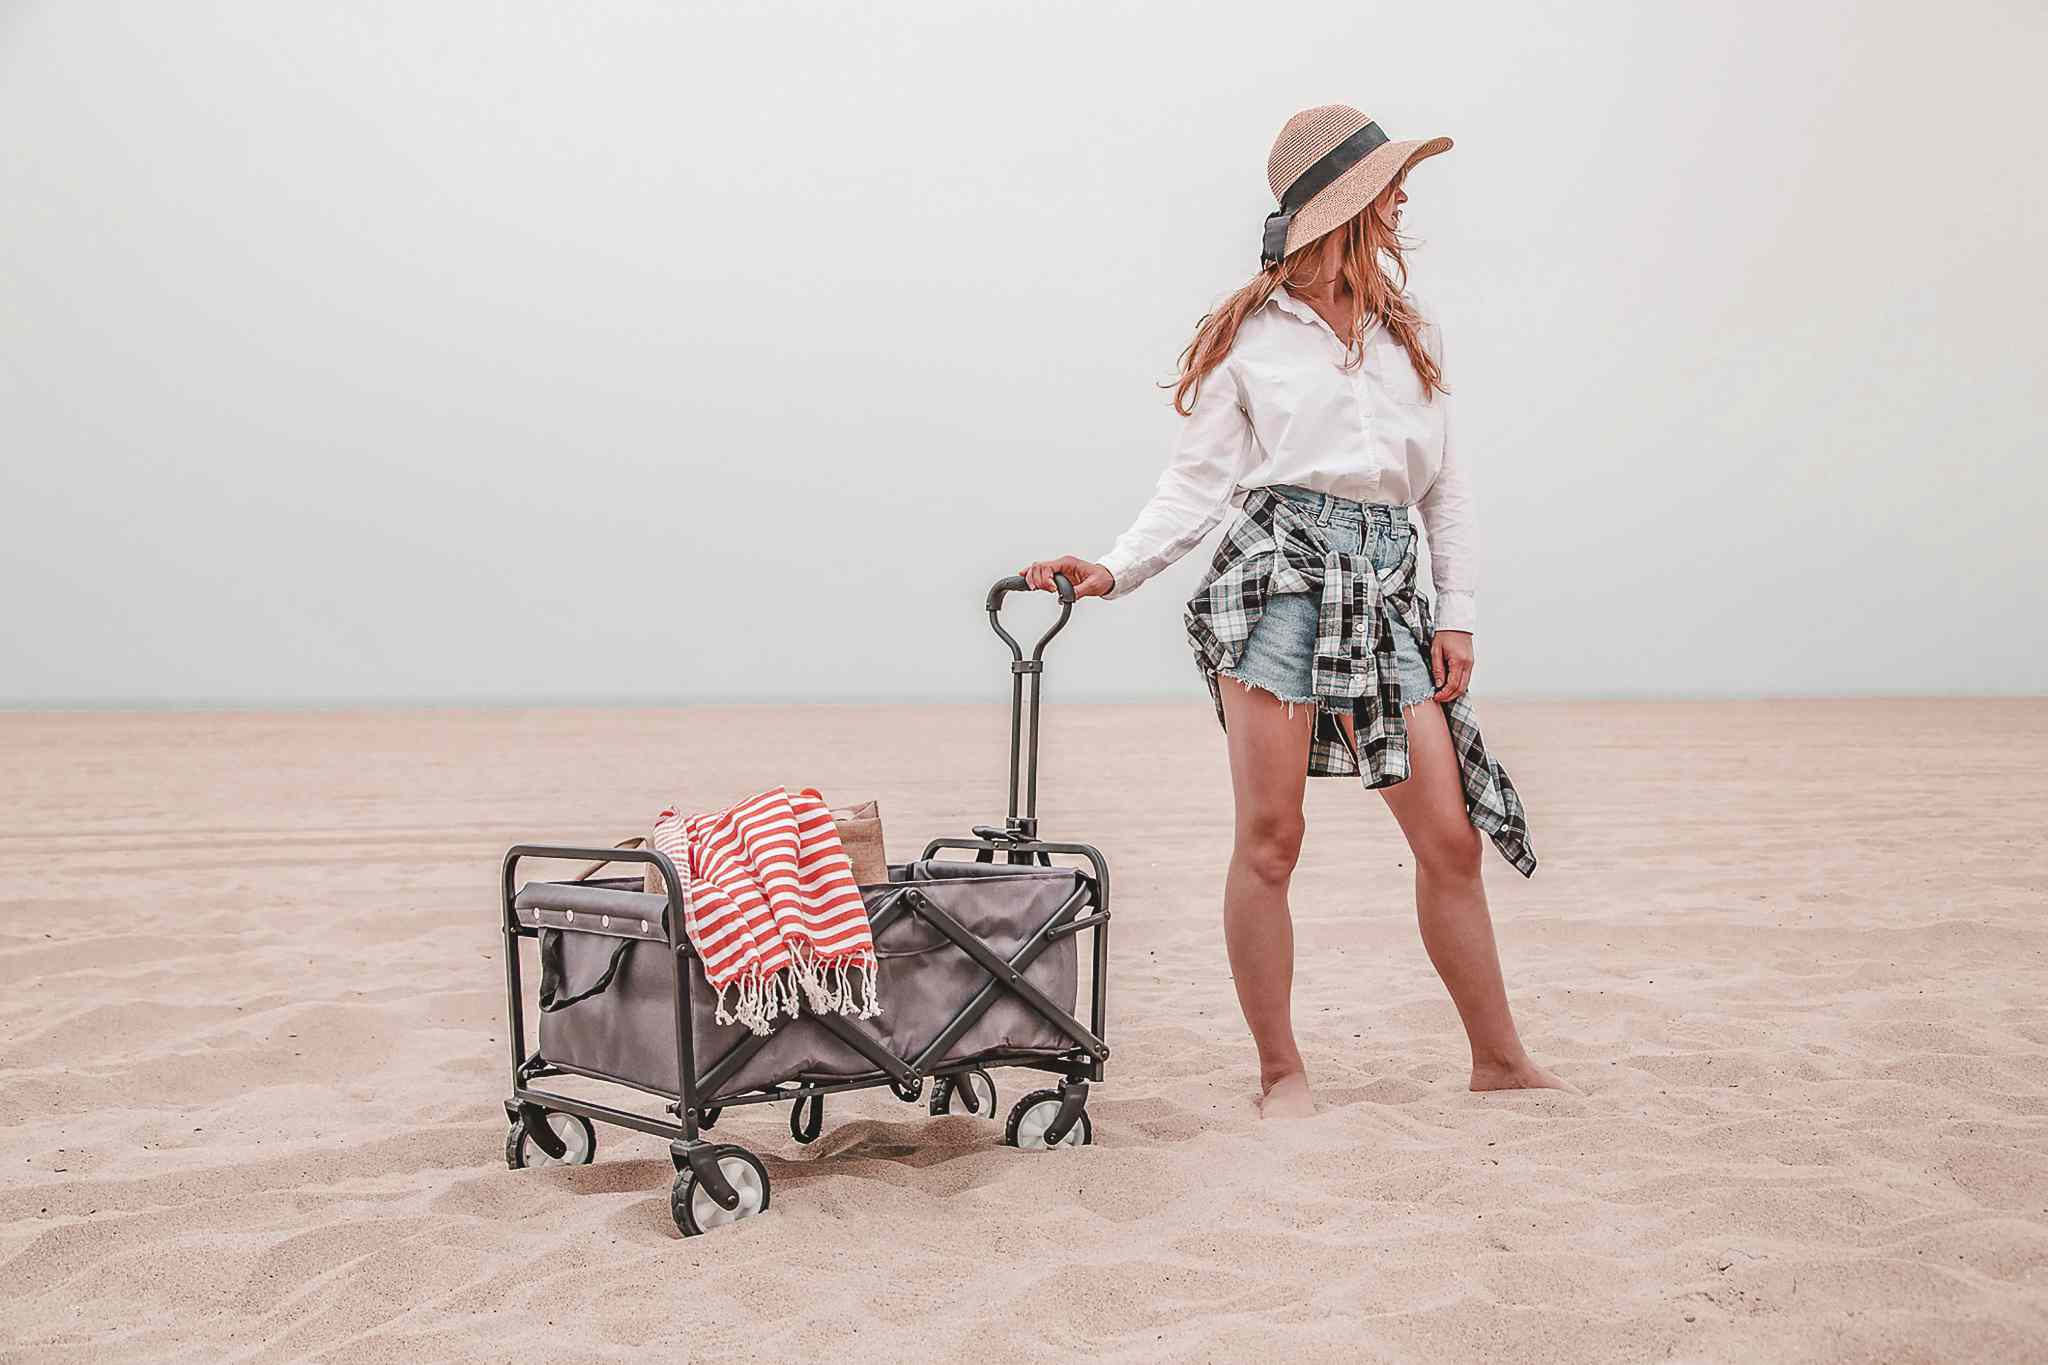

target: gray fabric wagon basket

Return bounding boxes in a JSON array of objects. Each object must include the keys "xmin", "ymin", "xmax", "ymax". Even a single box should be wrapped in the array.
[
  {"xmin": 526, "ymin": 858, "xmax": 1085, "ymax": 1101},
  {"xmin": 497, "ymin": 569, "xmax": 1112, "ymax": 1237}
]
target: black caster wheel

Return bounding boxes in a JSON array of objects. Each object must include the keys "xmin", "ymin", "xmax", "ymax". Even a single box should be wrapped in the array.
[
  {"xmin": 789, "ymin": 1093, "xmax": 824, "ymax": 1144},
  {"xmin": 930, "ymin": 1068, "xmax": 998, "ymax": 1118},
  {"xmin": 1003, "ymin": 1089, "xmax": 1092, "ymax": 1150},
  {"xmin": 700, "ymin": 1106, "xmax": 721, "ymax": 1131},
  {"xmin": 670, "ymin": 1145, "xmax": 771, "ymax": 1236},
  {"xmin": 504, "ymin": 1110, "xmax": 596, "ymax": 1169}
]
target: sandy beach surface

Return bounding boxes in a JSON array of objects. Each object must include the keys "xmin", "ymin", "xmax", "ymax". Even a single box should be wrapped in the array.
[{"xmin": 4, "ymin": 699, "xmax": 2046, "ymax": 1363}]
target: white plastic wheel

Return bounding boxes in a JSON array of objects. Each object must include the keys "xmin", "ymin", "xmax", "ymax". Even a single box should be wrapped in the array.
[
  {"xmin": 934, "ymin": 1068, "xmax": 998, "ymax": 1118},
  {"xmin": 1007, "ymin": 1094, "xmax": 1092, "ymax": 1150},
  {"xmin": 507, "ymin": 1111, "xmax": 595, "ymax": 1169},
  {"xmin": 956, "ymin": 1069, "xmax": 997, "ymax": 1117},
  {"xmin": 675, "ymin": 1150, "xmax": 771, "ymax": 1235}
]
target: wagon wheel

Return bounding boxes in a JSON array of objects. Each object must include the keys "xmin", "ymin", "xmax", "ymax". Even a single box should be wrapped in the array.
[
  {"xmin": 504, "ymin": 1110, "xmax": 596, "ymax": 1169},
  {"xmin": 1003, "ymin": 1089, "xmax": 1092, "ymax": 1150},
  {"xmin": 930, "ymin": 1068, "xmax": 998, "ymax": 1118},
  {"xmin": 671, "ymin": 1145, "xmax": 772, "ymax": 1236}
]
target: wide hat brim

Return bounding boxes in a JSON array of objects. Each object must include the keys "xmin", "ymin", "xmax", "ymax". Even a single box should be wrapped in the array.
[{"xmin": 1280, "ymin": 135, "xmax": 1452, "ymax": 260}]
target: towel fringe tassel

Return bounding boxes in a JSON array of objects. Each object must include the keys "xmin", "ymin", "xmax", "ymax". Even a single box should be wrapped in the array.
[{"xmin": 711, "ymin": 943, "xmax": 882, "ymax": 1036}]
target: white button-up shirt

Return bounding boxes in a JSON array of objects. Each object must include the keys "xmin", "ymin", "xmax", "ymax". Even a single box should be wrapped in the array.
[{"xmin": 1095, "ymin": 286, "xmax": 1476, "ymax": 632}]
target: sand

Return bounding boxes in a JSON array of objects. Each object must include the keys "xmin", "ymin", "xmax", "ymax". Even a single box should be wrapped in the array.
[{"xmin": 4, "ymin": 699, "xmax": 2047, "ymax": 1362}]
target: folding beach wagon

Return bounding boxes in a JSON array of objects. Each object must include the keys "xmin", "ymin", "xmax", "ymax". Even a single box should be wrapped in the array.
[{"xmin": 497, "ymin": 573, "xmax": 1110, "ymax": 1235}]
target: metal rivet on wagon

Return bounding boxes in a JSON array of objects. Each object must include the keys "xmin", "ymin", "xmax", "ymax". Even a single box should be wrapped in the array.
[
  {"xmin": 564, "ymin": 909, "xmax": 575, "ymax": 923},
  {"xmin": 601, "ymin": 915, "xmax": 611, "ymax": 928}
]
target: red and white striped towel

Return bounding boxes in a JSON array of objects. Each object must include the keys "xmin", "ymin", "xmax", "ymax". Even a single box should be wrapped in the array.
[{"xmin": 650, "ymin": 785, "xmax": 879, "ymax": 1035}]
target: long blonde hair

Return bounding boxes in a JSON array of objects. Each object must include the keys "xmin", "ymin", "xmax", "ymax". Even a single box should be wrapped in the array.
[{"xmin": 1169, "ymin": 177, "xmax": 1445, "ymax": 416}]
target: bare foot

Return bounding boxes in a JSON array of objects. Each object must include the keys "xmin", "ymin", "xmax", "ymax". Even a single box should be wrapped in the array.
[
  {"xmin": 1470, "ymin": 1057, "xmax": 1578, "ymax": 1094},
  {"xmin": 1466, "ymin": 1064, "xmax": 1572, "ymax": 1096},
  {"xmin": 1258, "ymin": 1071, "xmax": 1315, "ymax": 1119}
]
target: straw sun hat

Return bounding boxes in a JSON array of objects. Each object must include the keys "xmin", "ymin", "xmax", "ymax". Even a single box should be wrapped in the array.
[{"xmin": 1260, "ymin": 104, "xmax": 1452, "ymax": 268}]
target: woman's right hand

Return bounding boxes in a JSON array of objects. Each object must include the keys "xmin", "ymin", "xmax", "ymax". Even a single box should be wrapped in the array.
[{"xmin": 1019, "ymin": 556, "xmax": 1116, "ymax": 599}]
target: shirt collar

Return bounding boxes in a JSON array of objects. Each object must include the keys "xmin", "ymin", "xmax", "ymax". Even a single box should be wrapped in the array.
[
  {"xmin": 1265, "ymin": 286, "xmax": 1379, "ymax": 339},
  {"xmin": 1265, "ymin": 287, "xmax": 1324, "ymax": 326}
]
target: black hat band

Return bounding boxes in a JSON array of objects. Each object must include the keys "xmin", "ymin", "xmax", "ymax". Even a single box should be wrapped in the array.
[{"xmin": 1260, "ymin": 120, "xmax": 1388, "ymax": 267}]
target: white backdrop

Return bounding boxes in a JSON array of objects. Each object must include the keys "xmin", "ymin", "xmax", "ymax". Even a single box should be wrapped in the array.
[{"xmin": 3, "ymin": 0, "xmax": 2042, "ymax": 706}]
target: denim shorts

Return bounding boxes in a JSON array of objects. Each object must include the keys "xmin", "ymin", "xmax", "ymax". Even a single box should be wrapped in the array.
[{"xmin": 1214, "ymin": 482, "xmax": 1437, "ymax": 715}]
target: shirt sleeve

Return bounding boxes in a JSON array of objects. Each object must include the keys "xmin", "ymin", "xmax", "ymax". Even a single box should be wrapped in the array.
[
  {"xmin": 1095, "ymin": 363, "xmax": 1258, "ymax": 601},
  {"xmin": 1415, "ymin": 314, "xmax": 1477, "ymax": 632}
]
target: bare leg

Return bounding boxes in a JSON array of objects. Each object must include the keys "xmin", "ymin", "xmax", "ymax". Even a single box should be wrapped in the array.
[
  {"xmin": 1338, "ymin": 701, "xmax": 1571, "ymax": 1092},
  {"xmin": 1215, "ymin": 672, "xmax": 1318, "ymax": 1119}
]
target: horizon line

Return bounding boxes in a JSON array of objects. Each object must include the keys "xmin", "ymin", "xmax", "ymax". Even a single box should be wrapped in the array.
[{"xmin": 3, "ymin": 688, "xmax": 2044, "ymax": 716}]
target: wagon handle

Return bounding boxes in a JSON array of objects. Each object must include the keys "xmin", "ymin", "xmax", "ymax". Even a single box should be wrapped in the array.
[
  {"xmin": 985, "ymin": 572, "xmax": 1075, "ymax": 663},
  {"xmin": 983, "ymin": 572, "xmax": 1074, "ymax": 837}
]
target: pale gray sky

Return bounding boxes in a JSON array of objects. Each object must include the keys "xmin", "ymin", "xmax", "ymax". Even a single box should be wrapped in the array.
[{"xmin": 3, "ymin": 0, "xmax": 2042, "ymax": 707}]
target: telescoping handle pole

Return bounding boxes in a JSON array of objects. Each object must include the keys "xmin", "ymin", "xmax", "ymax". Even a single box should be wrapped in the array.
[{"xmin": 984, "ymin": 572, "xmax": 1075, "ymax": 835}]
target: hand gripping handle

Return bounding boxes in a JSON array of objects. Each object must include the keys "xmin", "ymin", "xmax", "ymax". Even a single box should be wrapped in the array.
[{"xmin": 985, "ymin": 572, "xmax": 1074, "ymax": 662}]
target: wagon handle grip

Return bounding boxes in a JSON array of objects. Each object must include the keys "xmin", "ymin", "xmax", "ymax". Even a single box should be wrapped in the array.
[
  {"xmin": 986, "ymin": 571, "xmax": 1075, "ymax": 612},
  {"xmin": 986, "ymin": 572, "xmax": 1074, "ymax": 662}
]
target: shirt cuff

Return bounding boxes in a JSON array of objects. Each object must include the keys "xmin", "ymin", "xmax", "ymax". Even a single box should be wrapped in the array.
[
  {"xmin": 1434, "ymin": 590, "xmax": 1476, "ymax": 632},
  {"xmin": 1096, "ymin": 547, "xmax": 1138, "ymax": 600}
]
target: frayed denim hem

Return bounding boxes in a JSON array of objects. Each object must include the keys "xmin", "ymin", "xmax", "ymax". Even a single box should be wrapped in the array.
[
  {"xmin": 1214, "ymin": 667, "xmax": 1318, "ymax": 720},
  {"xmin": 1219, "ymin": 667, "xmax": 1437, "ymax": 724}
]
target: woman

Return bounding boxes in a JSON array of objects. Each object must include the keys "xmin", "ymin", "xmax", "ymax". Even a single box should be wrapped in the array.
[{"xmin": 1020, "ymin": 105, "xmax": 1567, "ymax": 1119}]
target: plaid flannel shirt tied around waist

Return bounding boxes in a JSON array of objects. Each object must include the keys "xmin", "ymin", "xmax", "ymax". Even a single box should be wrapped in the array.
[{"xmin": 1183, "ymin": 485, "xmax": 1537, "ymax": 878}]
